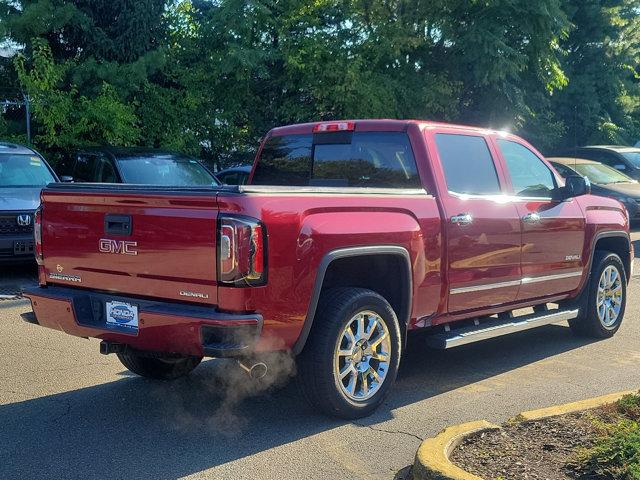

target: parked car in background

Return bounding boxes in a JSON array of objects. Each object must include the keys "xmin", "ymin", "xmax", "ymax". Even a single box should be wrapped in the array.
[
  {"xmin": 549, "ymin": 157, "xmax": 640, "ymax": 223},
  {"xmin": 216, "ymin": 165, "xmax": 251, "ymax": 185},
  {"xmin": 0, "ymin": 142, "xmax": 58, "ymax": 263},
  {"xmin": 554, "ymin": 146, "xmax": 640, "ymax": 181},
  {"xmin": 64, "ymin": 148, "xmax": 220, "ymax": 186}
]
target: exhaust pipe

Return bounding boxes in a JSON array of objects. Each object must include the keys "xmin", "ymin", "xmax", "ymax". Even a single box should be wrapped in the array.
[{"xmin": 237, "ymin": 359, "xmax": 268, "ymax": 379}]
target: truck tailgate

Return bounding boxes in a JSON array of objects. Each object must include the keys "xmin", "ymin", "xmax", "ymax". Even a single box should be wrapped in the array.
[{"xmin": 40, "ymin": 186, "xmax": 219, "ymax": 304}]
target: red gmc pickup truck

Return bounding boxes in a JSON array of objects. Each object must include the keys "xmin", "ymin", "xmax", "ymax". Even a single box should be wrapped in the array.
[{"xmin": 24, "ymin": 120, "xmax": 632, "ymax": 418}]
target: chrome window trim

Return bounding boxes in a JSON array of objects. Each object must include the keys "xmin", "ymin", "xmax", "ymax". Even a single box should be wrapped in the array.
[
  {"xmin": 450, "ymin": 270, "xmax": 583, "ymax": 295},
  {"xmin": 447, "ymin": 190, "xmax": 555, "ymax": 202},
  {"xmin": 239, "ymin": 186, "xmax": 431, "ymax": 196}
]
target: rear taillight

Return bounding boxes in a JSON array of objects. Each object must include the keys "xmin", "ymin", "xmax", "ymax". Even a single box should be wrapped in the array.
[
  {"xmin": 217, "ymin": 215, "xmax": 267, "ymax": 286},
  {"xmin": 34, "ymin": 207, "xmax": 43, "ymax": 266}
]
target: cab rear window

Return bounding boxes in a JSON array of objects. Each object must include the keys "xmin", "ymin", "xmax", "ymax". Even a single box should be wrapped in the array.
[{"xmin": 252, "ymin": 132, "xmax": 421, "ymax": 188}]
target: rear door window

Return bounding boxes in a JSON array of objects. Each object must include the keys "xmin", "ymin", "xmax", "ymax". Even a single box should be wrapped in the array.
[
  {"xmin": 252, "ymin": 132, "xmax": 421, "ymax": 188},
  {"xmin": 435, "ymin": 134, "xmax": 502, "ymax": 195}
]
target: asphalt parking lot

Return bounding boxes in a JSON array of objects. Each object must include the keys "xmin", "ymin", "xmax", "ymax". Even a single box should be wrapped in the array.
[{"xmin": 2, "ymin": 236, "xmax": 640, "ymax": 480}]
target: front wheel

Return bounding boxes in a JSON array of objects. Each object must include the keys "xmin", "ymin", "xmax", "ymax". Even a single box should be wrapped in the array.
[
  {"xmin": 297, "ymin": 288, "xmax": 402, "ymax": 419},
  {"xmin": 117, "ymin": 351, "xmax": 202, "ymax": 380},
  {"xmin": 569, "ymin": 251, "xmax": 627, "ymax": 338}
]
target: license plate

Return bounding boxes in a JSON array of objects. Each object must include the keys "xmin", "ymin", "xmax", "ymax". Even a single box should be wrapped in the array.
[
  {"xmin": 106, "ymin": 301, "xmax": 139, "ymax": 331},
  {"xmin": 13, "ymin": 240, "xmax": 34, "ymax": 255}
]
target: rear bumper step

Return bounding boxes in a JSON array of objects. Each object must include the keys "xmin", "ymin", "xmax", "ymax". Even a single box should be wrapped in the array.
[{"xmin": 426, "ymin": 309, "xmax": 580, "ymax": 349}]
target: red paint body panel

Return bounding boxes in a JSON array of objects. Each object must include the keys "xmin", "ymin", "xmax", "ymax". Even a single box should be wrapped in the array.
[
  {"xmin": 41, "ymin": 191, "xmax": 219, "ymax": 304},
  {"xmin": 216, "ymin": 193, "xmax": 442, "ymax": 350},
  {"xmin": 27, "ymin": 119, "xmax": 631, "ymax": 356}
]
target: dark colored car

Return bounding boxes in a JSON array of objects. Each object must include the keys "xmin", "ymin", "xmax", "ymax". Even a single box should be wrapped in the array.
[
  {"xmin": 553, "ymin": 146, "xmax": 640, "ymax": 181},
  {"xmin": 0, "ymin": 142, "xmax": 58, "ymax": 263},
  {"xmin": 549, "ymin": 157, "xmax": 640, "ymax": 222},
  {"xmin": 66, "ymin": 148, "xmax": 220, "ymax": 186},
  {"xmin": 216, "ymin": 165, "xmax": 251, "ymax": 185}
]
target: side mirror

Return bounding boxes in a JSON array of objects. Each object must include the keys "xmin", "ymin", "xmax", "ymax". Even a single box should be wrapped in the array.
[
  {"xmin": 557, "ymin": 175, "xmax": 590, "ymax": 200},
  {"xmin": 60, "ymin": 175, "xmax": 74, "ymax": 182}
]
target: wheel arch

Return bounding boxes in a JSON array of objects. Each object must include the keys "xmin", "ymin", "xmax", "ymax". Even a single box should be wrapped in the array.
[
  {"xmin": 292, "ymin": 246, "xmax": 413, "ymax": 355},
  {"xmin": 591, "ymin": 231, "xmax": 631, "ymax": 282}
]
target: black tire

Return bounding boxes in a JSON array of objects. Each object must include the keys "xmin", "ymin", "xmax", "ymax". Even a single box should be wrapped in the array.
[
  {"xmin": 117, "ymin": 351, "xmax": 202, "ymax": 380},
  {"xmin": 297, "ymin": 287, "xmax": 402, "ymax": 419},
  {"xmin": 569, "ymin": 251, "xmax": 627, "ymax": 338}
]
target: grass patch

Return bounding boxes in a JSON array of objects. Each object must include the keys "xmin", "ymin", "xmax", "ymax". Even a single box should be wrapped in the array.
[{"xmin": 574, "ymin": 393, "xmax": 640, "ymax": 479}]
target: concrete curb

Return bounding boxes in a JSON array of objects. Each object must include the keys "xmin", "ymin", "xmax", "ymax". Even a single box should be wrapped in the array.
[
  {"xmin": 515, "ymin": 390, "xmax": 635, "ymax": 422},
  {"xmin": 411, "ymin": 420, "xmax": 499, "ymax": 480},
  {"xmin": 411, "ymin": 389, "xmax": 637, "ymax": 480}
]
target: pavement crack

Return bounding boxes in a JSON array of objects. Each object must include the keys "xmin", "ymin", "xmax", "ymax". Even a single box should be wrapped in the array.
[{"xmin": 355, "ymin": 423, "xmax": 424, "ymax": 442}]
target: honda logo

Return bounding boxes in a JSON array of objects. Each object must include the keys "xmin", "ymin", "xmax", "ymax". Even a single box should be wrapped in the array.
[
  {"xmin": 16, "ymin": 214, "xmax": 31, "ymax": 227},
  {"xmin": 99, "ymin": 238, "xmax": 138, "ymax": 256}
]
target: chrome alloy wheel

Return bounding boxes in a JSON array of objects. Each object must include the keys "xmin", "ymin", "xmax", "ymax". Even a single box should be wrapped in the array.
[
  {"xmin": 597, "ymin": 265, "xmax": 623, "ymax": 328},
  {"xmin": 333, "ymin": 310, "xmax": 392, "ymax": 401}
]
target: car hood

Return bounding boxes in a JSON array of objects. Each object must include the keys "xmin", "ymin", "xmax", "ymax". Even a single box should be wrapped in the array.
[{"xmin": 0, "ymin": 187, "xmax": 43, "ymax": 211}]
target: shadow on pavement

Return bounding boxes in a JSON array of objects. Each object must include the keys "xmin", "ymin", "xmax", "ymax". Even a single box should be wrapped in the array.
[
  {"xmin": 0, "ymin": 263, "xmax": 38, "ymax": 298},
  {"xmin": 0, "ymin": 323, "xmax": 595, "ymax": 479}
]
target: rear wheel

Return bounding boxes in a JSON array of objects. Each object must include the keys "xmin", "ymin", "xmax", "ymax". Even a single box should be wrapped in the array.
[
  {"xmin": 117, "ymin": 351, "xmax": 202, "ymax": 380},
  {"xmin": 569, "ymin": 251, "xmax": 626, "ymax": 338},
  {"xmin": 297, "ymin": 288, "xmax": 402, "ymax": 419}
]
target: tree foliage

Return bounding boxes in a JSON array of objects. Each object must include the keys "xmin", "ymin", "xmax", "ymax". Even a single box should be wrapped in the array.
[{"xmin": 0, "ymin": 0, "xmax": 638, "ymax": 168}]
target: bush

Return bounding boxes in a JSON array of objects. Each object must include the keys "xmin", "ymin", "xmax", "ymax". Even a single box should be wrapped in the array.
[{"xmin": 576, "ymin": 394, "xmax": 640, "ymax": 479}]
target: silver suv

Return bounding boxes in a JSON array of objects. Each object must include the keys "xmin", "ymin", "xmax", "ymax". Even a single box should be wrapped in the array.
[{"xmin": 0, "ymin": 142, "xmax": 58, "ymax": 263}]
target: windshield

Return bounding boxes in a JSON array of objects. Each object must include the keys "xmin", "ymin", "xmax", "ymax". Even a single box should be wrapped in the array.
[
  {"xmin": 116, "ymin": 156, "xmax": 220, "ymax": 186},
  {"xmin": 573, "ymin": 163, "xmax": 635, "ymax": 184},
  {"xmin": 0, "ymin": 153, "xmax": 55, "ymax": 187},
  {"xmin": 622, "ymin": 150, "xmax": 640, "ymax": 168}
]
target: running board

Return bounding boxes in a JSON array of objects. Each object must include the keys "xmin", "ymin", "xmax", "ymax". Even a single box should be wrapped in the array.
[{"xmin": 425, "ymin": 309, "xmax": 580, "ymax": 349}]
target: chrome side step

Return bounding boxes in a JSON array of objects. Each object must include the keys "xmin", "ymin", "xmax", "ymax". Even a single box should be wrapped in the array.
[{"xmin": 425, "ymin": 309, "xmax": 580, "ymax": 349}]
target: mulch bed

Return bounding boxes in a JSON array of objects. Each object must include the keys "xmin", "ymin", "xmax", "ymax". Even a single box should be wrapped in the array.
[{"xmin": 450, "ymin": 409, "xmax": 608, "ymax": 479}]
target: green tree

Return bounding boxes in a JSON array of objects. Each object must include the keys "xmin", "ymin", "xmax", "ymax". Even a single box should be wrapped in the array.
[
  {"xmin": 15, "ymin": 39, "xmax": 139, "ymax": 149},
  {"xmin": 549, "ymin": 0, "xmax": 640, "ymax": 149}
]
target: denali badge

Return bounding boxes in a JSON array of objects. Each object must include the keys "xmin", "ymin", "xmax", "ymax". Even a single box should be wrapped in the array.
[
  {"xmin": 179, "ymin": 290, "xmax": 210, "ymax": 299},
  {"xmin": 48, "ymin": 272, "xmax": 82, "ymax": 283},
  {"xmin": 565, "ymin": 254, "xmax": 581, "ymax": 261},
  {"xmin": 16, "ymin": 214, "xmax": 31, "ymax": 227},
  {"xmin": 99, "ymin": 238, "xmax": 138, "ymax": 256}
]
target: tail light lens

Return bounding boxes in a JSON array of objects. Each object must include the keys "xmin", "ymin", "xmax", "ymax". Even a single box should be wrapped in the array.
[
  {"xmin": 218, "ymin": 215, "xmax": 267, "ymax": 286},
  {"xmin": 312, "ymin": 121, "xmax": 355, "ymax": 133},
  {"xmin": 34, "ymin": 206, "xmax": 43, "ymax": 266}
]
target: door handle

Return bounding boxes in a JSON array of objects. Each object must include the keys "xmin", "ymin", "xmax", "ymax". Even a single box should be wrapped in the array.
[
  {"xmin": 450, "ymin": 213, "xmax": 473, "ymax": 226},
  {"xmin": 522, "ymin": 212, "xmax": 541, "ymax": 223},
  {"xmin": 104, "ymin": 214, "xmax": 133, "ymax": 236}
]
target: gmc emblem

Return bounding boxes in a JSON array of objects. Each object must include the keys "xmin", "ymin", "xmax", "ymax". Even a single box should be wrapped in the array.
[{"xmin": 99, "ymin": 238, "xmax": 138, "ymax": 256}]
